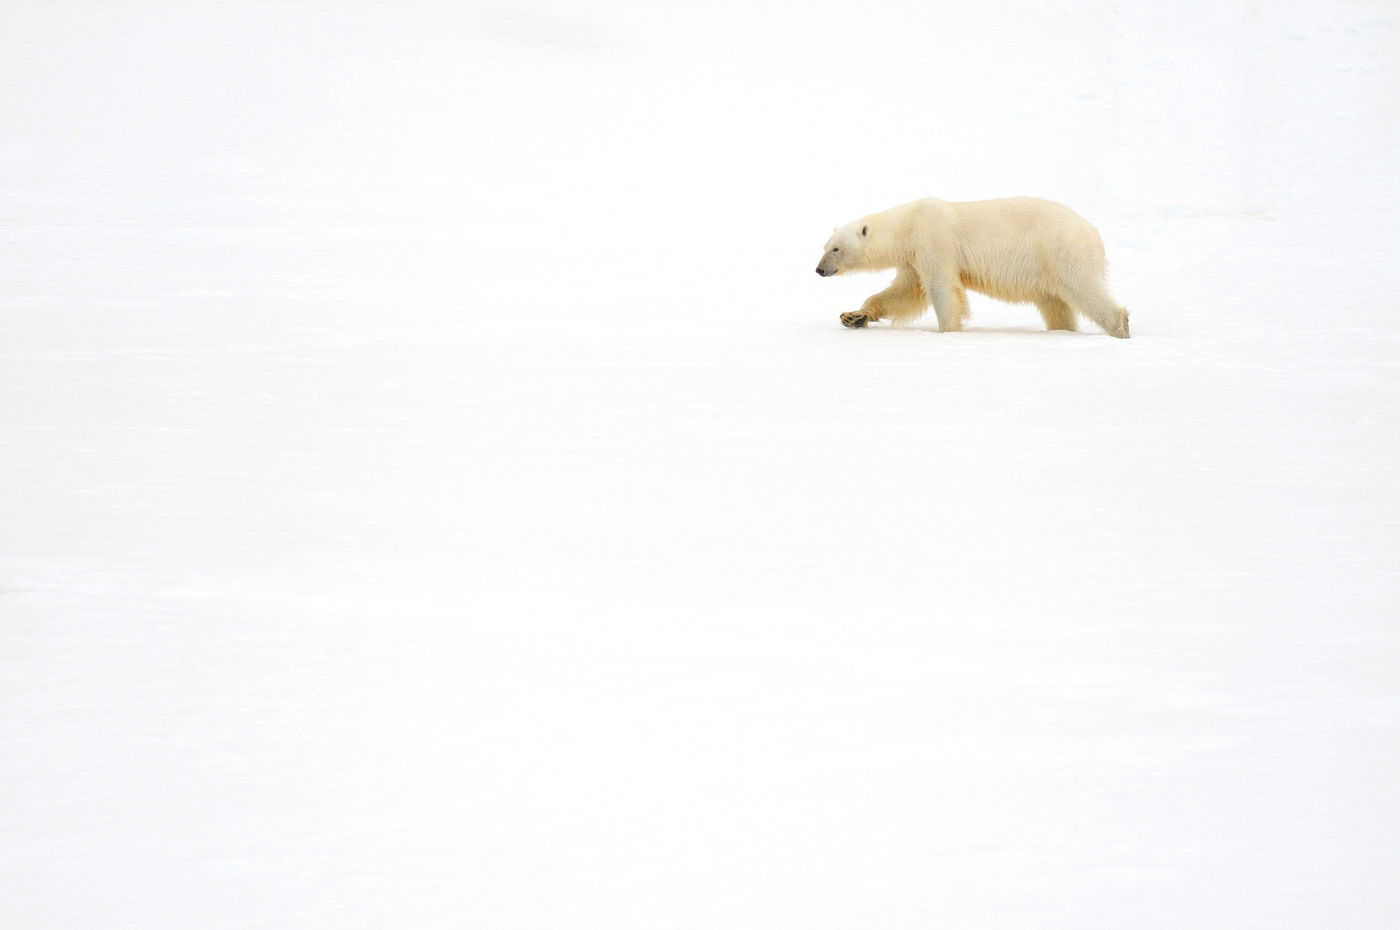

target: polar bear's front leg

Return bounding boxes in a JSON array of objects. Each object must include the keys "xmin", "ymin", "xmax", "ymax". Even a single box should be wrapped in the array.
[
  {"xmin": 841, "ymin": 266, "xmax": 926, "ymax": 328},
  {"xmin": 927, "ymin": 280, "xmax": 969, "ymax": 333}
]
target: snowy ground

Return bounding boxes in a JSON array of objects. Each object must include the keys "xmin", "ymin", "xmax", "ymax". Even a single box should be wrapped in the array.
[{"xmin": 3, "ymin": 1, "xmax": 1399, "ymax": 927}]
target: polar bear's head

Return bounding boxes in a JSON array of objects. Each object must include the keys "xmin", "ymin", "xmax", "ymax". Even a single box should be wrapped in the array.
[{"xmin": 815, "ymin": 221, "xmax": 869, "ymax": 276}]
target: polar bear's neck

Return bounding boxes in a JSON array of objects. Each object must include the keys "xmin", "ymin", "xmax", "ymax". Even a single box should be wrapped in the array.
[{"xmin": 852, "ymin": 205, "xmax": 917, "ymax": 272}]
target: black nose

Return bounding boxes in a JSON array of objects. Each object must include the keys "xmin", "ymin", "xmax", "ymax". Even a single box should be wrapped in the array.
[{"xmin": 815, "ymin": 267, "xmax": 827, "ymax": 276}]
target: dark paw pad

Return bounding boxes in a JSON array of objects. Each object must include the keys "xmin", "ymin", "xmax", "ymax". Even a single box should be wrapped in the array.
[{"xmin": 840, "ymin": 312, "xmax": 869, "ymax": 329}]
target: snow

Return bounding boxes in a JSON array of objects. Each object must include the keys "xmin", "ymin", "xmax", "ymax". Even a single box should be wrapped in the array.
[{"xmin": 3, "ymin": 1, "xmax": 1399, "ymax": 927}]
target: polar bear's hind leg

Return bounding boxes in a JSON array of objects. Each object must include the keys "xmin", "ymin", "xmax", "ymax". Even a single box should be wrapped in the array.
[
  {"xmin": 1036, "ymin": 296, "xmax": 1078, "ymax": 332},
  {"xmin": 1061, "ymin": 283, "xmax": 1130, "ymax": 339}
]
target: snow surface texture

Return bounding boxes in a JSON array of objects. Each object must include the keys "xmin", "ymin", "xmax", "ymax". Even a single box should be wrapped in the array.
[{"xmin": 3, "ymin": 1, "xmax": 1399, "ymax": 927}]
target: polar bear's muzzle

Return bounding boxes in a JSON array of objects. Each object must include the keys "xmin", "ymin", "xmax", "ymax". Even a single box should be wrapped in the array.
[{"xmin": 815, "ymin": 265, "xmax": 834, "ymax": 276}]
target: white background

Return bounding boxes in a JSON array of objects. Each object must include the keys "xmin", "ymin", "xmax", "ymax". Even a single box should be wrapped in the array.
[{"xmin": 3, "ymin": 1, "xmax": 1398, "ymax": 927}]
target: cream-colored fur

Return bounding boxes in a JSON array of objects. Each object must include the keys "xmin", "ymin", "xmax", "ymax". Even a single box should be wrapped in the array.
[{"xmin": 816, "ymin": 196, "xmax": 1130, "ymax": 338}]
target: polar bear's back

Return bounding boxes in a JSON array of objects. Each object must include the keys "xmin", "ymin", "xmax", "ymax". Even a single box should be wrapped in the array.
[{"xmin": 912, "ymin": 196, "xmax": 1108, "ymax": 304}]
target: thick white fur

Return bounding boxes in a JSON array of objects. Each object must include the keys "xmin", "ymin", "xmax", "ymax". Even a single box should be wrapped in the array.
[{"xmin": 816, "ymin": 197, "xmax": 1130, "ymax": 338}]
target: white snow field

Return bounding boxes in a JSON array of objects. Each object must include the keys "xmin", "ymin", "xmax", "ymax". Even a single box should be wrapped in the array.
[{"xmin": 3, "ymin": 1, "xmax": 1399, "ymax": 927}]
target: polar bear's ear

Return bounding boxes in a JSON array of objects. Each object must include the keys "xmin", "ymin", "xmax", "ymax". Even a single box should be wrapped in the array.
[{"xmin": 860, "ymin": 225, "xmax": 868, "ymax": 237}]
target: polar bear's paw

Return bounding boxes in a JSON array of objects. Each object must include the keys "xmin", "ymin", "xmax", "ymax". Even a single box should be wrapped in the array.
[{"xmin": 840, "ymin": 311, "xmax": 871, "ymax": 329}]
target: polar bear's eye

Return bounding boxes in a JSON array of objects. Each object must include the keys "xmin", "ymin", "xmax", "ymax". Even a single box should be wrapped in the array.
[{"xmin": 831, "ymin": 247, "xmax": 839, "ymax": 252}]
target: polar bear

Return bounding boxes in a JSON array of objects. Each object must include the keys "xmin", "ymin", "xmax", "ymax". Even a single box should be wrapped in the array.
[{"xmin": 815, "ymin": 197, "xmax": 1130, "ymax": 338}]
